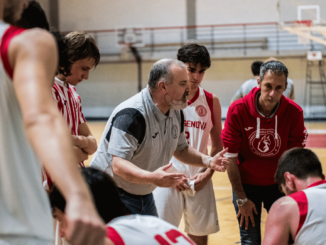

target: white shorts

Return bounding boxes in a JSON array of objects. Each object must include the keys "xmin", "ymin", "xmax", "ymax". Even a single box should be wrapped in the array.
[
  {"xmin": 0, "ymin": 237, "xmax": 52, "ymax": 245},
  {"xmin": 153, "ymin": 179, "xmax": 219, "ymax": 236}
]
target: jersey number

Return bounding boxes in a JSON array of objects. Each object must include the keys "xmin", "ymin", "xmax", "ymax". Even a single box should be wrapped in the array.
[
  {"xmin": 154, "ymin": 229, "xmax": 195, "ymax": 245},
  {"xmin": 185, "ymin": 131, "xmax": 190, "ymax": 145}
]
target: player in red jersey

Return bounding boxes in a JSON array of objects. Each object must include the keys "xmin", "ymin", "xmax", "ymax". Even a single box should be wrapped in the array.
[
  {"xmin": 53, "ymin": 31, "xmax": 100, "ymax": 166},
  {"xmin": 50, "ymin": 168, "xmax": 196, "ymax": 245},
  {"xmin": 263, "ymin": 148, "xmax": 326, "ymax": 245},
  {"xmin": 0, "ymin": 0, "xmax": 105, "ymax": 244},
  {"xmin": 221, "ymin": 61, "xmax": 307, "ymax": 245}
]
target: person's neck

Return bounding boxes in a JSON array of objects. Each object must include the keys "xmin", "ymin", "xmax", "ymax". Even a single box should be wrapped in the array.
[
  {"xmin": 149, "ymin": 89, "xmax": 170, "ymax": 115},
  {"xmin": 296, "ymin": 177, "xmax": 324, "ymax": 192},
  {"xmin": 186, "ymin": 85, "xmax": 199, "ymax": 101},
  {"xmin": 56, "ymin": 74, "xmax": 69, "ymax": 88},
  {"xmin": 257, "ymin": 94, "xmax": 277, "ymax": 117}
]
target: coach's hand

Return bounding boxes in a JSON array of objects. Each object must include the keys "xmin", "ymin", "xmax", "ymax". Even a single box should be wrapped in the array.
[
  {"xmin": 152, "ymin": 163, "xmax": 187, "ymax": 188},
  {"xmin": 72, "ymin": 135, "xmax": 88, "ymax": 149},
  {"xmin": 237, "ymin": 199, "xmax": 258, "ymax": 230},
  {"xmin": 73, "ymin": 146, "xmax": 88, "ymax": 162},
  {"xmin": 174, "ymin": 177, "xmax": 190, "ymax": 192},
  {"xmin": 65, "ymin": 195, "xmax": 106, "ymax": 245},
  {"xmin": 210, "ymin": 148, "xmax": 229, "ymax": 172}
]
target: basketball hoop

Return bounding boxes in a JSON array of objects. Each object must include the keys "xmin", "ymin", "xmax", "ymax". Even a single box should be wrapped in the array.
[{"xmin": 116, "ymin": 27, "xmax": 144, "ymax": 48}]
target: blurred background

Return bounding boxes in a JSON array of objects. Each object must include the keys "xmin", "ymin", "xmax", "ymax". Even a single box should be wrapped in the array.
[{"xmin": 36, "ymin": 0, "xmax": 326, "ymax": 119}]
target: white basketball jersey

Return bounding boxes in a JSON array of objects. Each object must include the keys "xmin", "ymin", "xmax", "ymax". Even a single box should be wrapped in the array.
[
  {"xmin": 107, "ymin": 215, "xmax": 195, "ymax": 245},
  {"xmin": 291, "ymin": 180, "xmax": 326, "ymax": 245},
  {"xmin": 172, "ymin": 87, "xmax": 214, "ymax": 177},
  {"xmin": 0, "ymin": 22, "xmax": 53, "ymax": 240}
]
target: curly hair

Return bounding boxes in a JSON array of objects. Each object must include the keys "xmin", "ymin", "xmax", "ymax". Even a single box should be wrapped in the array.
[
  {"xmin": 51, "ymin": 31, "xmax": 72, "ymax": 77},
  {"xmin": 177, "ymin": 43, "xmax": 211, "ymax": 69}
]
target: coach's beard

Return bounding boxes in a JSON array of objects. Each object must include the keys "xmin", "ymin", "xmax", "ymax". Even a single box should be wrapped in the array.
[{"xmin": 165, "ymin": 91, "xmax": 188, "ymax": 110}]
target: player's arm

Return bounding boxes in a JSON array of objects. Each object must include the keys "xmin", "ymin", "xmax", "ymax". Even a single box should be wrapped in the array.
[
  {"xmin": 73, "ymin": 122, "xmax": 97, "ymax": 155},
  {"xmin": 191, "ymin": 95, "xmax": 223, "ymax": 191},
  {"xmin": 10, "ymin": 29, "xmax": 106, "ymax": 245},
  {"xmin": 262, "ymin": 196, "xmax": 298, "ymax": 245}
]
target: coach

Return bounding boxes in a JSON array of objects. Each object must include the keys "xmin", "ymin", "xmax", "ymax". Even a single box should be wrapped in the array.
[
  {"xmin": 221, "ymin": 61, "xmax": 308, "ymax": 245},
  {"xmin": 91, "ymin": 58, "xmax": 228, "ymax": 216}
]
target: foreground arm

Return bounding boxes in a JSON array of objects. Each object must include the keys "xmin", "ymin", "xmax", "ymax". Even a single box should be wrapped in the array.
[
  {"xmin": 10, "ymin": 29, "xmax": 105, "ymax": 245},
  {"xmin": 263, "ymin": 196, "xmax": 298, "ymax": 245}
]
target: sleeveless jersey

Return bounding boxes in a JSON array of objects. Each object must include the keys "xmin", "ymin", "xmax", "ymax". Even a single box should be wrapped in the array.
[
  {"xmin": 107, "ymin": 215, "xmax": 195, "ymax": 245},
  {"xmin": 289, "ymin": 180, "xmax": 326, "ymax": 245},
  {"xmin": 0, "ymin": 22, "xmax": 53, "ymax": 240},
  {"xmin": 171, "ymin": 87, "xmax": 214, "ymax": 177}
]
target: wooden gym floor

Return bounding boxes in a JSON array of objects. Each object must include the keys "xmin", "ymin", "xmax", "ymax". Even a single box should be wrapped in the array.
[{"xmin": 84, "ymin": 121, "xmax": 326, "ymax": 245}]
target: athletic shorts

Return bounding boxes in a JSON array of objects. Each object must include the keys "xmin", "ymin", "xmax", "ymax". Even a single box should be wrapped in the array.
[
  {"xmin": 0, "ymin": 237, "xmax": 52, "ymax": 245},
  {"xmin": 153, "ymin": 179, "xmax": 219, "ymax": 236}
]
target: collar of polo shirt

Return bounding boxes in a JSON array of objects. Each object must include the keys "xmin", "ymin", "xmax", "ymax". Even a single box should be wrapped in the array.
[{"xmin": 144, "ymin": 86, "xmax": 174, "ymax": 121}]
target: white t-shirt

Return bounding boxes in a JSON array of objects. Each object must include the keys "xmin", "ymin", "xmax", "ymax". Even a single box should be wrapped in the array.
[
  {"xmin": 0, "ymin": 22, "xmax": 53, "ymax": 241},
  {"xmin": 107, "ymin": 215, "xmax": 195, "ymax": 245}
]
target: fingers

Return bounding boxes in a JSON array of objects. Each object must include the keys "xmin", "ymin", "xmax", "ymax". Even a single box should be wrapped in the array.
[
  {"xmin": 249, "ymin": 213, "xmax": 255, "ymax": 228},
  {"xmin": 168, "ymin": 173, "xmax": 186, "ymax": 179},
  {"xmin": 245, "ymin": 215, "xmax": 249, "ymax": 230},
  {"xmin": 218, "ymin": 147, "xmax": 229, "ymax": 157},
  {"xmin": 161, "ymin": 162, "xmax": 172, "ymax": 171},
  {"xmin": 239, "ymin": 213, "xmax": 244, "ymax": 227}
]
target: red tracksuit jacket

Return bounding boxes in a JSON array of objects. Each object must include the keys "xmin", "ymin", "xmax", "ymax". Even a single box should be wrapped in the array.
[{"xmin": 221, "ymin": 87, "xmax": 308, "ymax": 185}]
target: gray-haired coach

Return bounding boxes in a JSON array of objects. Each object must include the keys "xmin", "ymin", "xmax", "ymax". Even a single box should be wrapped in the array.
[{"xmin": 90, "ymin": 58, "xmax": 229, "ymax": 216}]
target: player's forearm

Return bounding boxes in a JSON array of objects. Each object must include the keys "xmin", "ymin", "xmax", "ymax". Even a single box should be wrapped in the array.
[
  {"xmin": 112, "ymin": 156, "xmax": 154, "ymax": 185},
  {"xmin": 81, "ymin": 136, "xmax": 97, "ymax": 155},
  {"xmin": 24, "ymin": 110, "xmax": 92, "ymax": 199},
  {"xmin": 227, "ymin": 157, "xmax": 246, "ymax": 199},
  {"xmin": 174, "ymin": 146, "xmax": 207, "ymax": 168}
]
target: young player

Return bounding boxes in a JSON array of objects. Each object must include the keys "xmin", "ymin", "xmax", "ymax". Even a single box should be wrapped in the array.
[
  {"xmin": 0, "ymin": 0, "xmax": 105, "ymax": 244},
  {"xmin": 153, "ymin": 43, "xmax": 223, "ymax": 245},
  {"xmin": 53, "ymin": 31, "xmax": 100, "ymax": 167},
  {"xmin": 263, "ymin": 148, "xmax": 326, "ymax": 245},
  {"xmin": 50, "ymin": 168, "xmax": 196, "ymax": 245}
]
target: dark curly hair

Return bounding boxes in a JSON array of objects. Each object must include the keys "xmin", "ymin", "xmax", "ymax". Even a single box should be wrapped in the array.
[
  {"xmin": 51, "ymin": 31, "xmax": 72, "ymax": 77},
  {"xmin": 177, "ymin": 43, "xmax": 211, "ymax": 69}
]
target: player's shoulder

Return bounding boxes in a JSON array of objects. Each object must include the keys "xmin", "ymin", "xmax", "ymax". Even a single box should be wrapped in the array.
[
  {"xmin": 11, "ymin": 28, "xmax": 55, "ymax": 50},
  {"xmin": 270, "ymin": 196, "xmax": 298, "ymax": 217}
]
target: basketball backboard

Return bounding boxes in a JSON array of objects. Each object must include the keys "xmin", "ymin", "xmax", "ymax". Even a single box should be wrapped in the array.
[{"xmin": 278, "ymin": 0, "xmax": 326, "ymax": 46}]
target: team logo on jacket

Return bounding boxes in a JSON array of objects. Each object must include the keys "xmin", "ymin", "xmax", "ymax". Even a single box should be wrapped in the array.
[
  {"xmin": 248, "ymin": 129, "xmax": 281, "ymax": 157},
  {"xmin": 195, "ymin": 105, "xmax": 207, "ymax": 117},
  {"xmin": 171, "ymin": 125, "xmax": 178, "ymax": 139}
]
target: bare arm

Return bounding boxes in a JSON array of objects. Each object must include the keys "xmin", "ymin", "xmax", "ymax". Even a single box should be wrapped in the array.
[
  {"xmin": 10, "ymin": 28, "xmax": 105, "ymax": 245},
  {"xmin": 227, "ymin": 157, "xmax": 246, "ymax": 198},
  {"xmin": 73, "ymin": 122, "xmax": 97, "ymax": 155},
  {"xmin": 263, "ymin": 196, "xmax": 298, "ymax": 245},
  {"xmin": 112, "ymin": 156, "xmax": 186, "ymax": 187}
]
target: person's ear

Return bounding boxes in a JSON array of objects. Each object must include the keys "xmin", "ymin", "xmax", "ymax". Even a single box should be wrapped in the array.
[
  {"xmin": 257, "ymin": 78, "xmax": 261, "ymax": 88},
  {"xmin": 157, "ymin": 81, "xmax": 167, "ymax": 94},
  {"xmin": 284, "ymin": 172, "xmax": 296, "ymax": 192}
]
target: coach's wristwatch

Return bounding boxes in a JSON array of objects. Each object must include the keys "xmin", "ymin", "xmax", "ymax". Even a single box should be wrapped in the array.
[{"xmin": 236, "ymin": 198, "xmax": 248, "ymax": 206}]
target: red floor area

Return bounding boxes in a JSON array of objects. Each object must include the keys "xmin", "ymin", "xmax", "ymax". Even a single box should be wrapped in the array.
[
  {"xmin": 306, "ymin": 134, "xmax": 326, "ymax": 148},
  {"xmin": 208, "ymin": 134, "xmax": 326, "ymax": 148}
]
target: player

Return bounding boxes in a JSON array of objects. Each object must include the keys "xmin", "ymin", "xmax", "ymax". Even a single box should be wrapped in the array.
[
  {"xmin": 50, "ymin": 167, "xmax": 196, "ymax": 245},
  {"xmin": 221, "ymin": 61, "xmax": 307, "ymax": 245},
  {"xmin": 53, "ymin": 31, "xmax": 100, "ymax": 167},
  {"xmin": 153, "ymin": 43, "xmax": 223, "ymax": 245},
  {"xmin": 263, "ymin": 148, "xmax": 326, "ymax": 245},
  {"xmin": 230, "ymin": 61, "xmax": 263, "ymax": 103},
  {"xmin": 0, "ymin": 0, "xmax": 105, "ymax": 244}
]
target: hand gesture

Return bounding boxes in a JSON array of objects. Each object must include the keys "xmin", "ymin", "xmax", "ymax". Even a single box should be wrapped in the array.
[
  {"xmin": 237, "ymin": 199, "xmax": 258, "ymax": 230},
  {"xmin": 210, "ymin": 148, "xmax": 230, "ymax": 172},
  {"xmin": 152, "ymin": 163, "xmax": 187, "ymax": 188},
  {"xmin": 190, "ymin": 171, "xmax": 211, "ymax": 192},
  {"xmin": 65, "ymin": 196, "xmax": 106, "ymax": 245},
  {"xmin": 72, "ymin": 135, "xmax": 87, "ymax": 149}
]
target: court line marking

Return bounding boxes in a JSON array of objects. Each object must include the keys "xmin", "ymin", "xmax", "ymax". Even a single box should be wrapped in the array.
[
  {"xmin": 216, "ymin": 196, "xmax": 232, "ymax": 202},
  {"xmin": 214, "ymin": 186, "xmax": 232, "ymax": 190}
]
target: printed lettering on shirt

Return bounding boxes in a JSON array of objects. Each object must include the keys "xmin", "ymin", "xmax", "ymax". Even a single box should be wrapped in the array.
[
  {"xmin": 248, "ymin": 129, "xmax": 281, "ymax": 157},
  {"xmin": 244, "ymin": 127, "xmax": 254, "ymax": 131},
  {"xmin": 184, "ymin": 120, "xmax": 207, "ymax": 130},
  {"xmin": 302, "ymin": 129, "xmax": 308, "ymax": 146},
  {"xmin": 171, "ymin": 125, "xmax": 178, "ymax": 139},
  {"xmin": 195, "ymin": 105, "xmax": 207, "ymax": 117},
  {"xmin": 154, "ymin": 229, "xmax": 195, "ymax": 245}
]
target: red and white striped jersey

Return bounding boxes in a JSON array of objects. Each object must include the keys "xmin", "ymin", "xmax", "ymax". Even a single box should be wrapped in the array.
[
  {"xmin": 0, "ymin": 22, "xmax": 52, "ymax": 240},
  {"xmin": 52, "ymin": 77, "xmax": 86, "ymax": 136},
  {"xmin": 52, "ymin": 77, "xmax": 85, "ymax": 167},
  {"xmin": 289, "ymin": 180, "xmax": 326, "ymax": 245},
  {"xmin": 172, "ymin": 87, "xmax": 214, "ymax": 178},
  {"xmin": 107, "ymin": 215, "xmax": 195, "ymax": 245}
]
